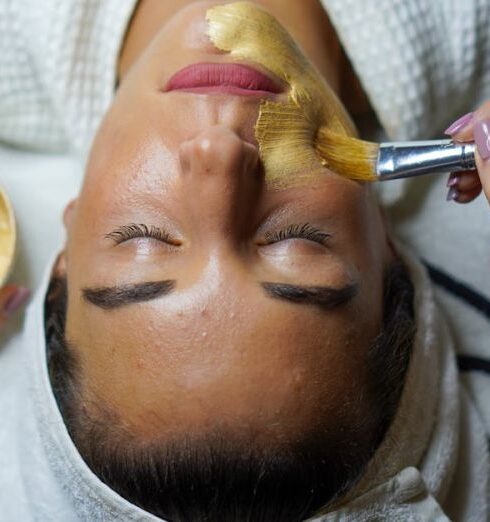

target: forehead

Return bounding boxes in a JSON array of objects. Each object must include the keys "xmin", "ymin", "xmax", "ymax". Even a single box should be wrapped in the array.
[{"xmin": 70, "ymin": 283, "xmax": 374, "ymax": 437}]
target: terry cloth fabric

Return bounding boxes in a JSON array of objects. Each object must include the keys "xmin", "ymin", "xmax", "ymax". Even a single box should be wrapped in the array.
[
  {"xmin": 2, "ymin": 0, "xmax": 490, "ymax": 154},
  {"xmin": 323, "ymin": 0, "xmax": 490, "ymax": 458},
  {"xmin": 1, "ymin": 1, "xmax": 490, "ymax": 520},
  {"xmin": 0, "ymin": 0, "xmax": 139, "ymax": 155},
  {"xmin": 321, "ymin": 0, "xmax": 490, "ymax": 209},
  {"xmin": 1, "ymin": 242, "xmax": 486, "ymax": 521},
  {"xmin": 315, "ymin": 243, "xmax": 489, "ymax": 521},
  {"xmin": 321, "ymin": 0, "xmax": 490, "ymax": 142}
]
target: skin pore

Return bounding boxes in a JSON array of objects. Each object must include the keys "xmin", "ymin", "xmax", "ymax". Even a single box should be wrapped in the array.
[{"xmin": 59, "ymin": 0, "xmax": 394, "ymax": 503}]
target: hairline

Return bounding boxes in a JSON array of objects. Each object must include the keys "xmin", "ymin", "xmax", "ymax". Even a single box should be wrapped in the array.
[{"xmin": 45, "ymin": 260, "xmax": 415, "ymax": 519}]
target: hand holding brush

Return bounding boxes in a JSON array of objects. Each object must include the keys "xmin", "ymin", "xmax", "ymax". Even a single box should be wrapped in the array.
[
  {"xmin": 316, "ymin": 101, "xmax": 490, "ymax": 205},
  {"xmin": 443, "ymin": 106, "xmax": 490, "ymax": 204}
]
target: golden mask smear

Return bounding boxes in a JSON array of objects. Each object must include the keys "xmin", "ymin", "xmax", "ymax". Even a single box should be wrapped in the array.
[
  {"xmin": 206, "ymin": 1, "xmax": 357, "ymax": 188},
  {"xmin": 0, "ymin": 187, "xmax": 16, "ymax": 286}
]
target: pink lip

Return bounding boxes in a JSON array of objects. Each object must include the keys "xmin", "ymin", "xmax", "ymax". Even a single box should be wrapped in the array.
[{"xmin": 165, "ymin": 63, "xmax": 283, "ymax": 97}]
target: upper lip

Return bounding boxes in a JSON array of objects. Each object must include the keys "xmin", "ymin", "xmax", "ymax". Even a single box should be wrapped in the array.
[{"xmin": 165, "ymin": 62, "xmax": 285, "ymax": 94}]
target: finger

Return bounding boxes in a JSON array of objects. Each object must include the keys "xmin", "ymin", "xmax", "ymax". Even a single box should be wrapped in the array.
[
  {"xmin": 447, "ymin": 171, "xmax": 482, "ymax": 193},
  {"xmin": 445, "ymin": 102, "xmax": 490, "ymax": 204},
  {"xmin": 446, "ymin": 184, "xmax": 482, "ymax": 204},
  {"xmin": 453, "ymin": 185, "xmax": 483, "ymax": 204},
  {"xmin": 446, "ymin": 171, "xmax": 482, "ymax": 204},
  {"xmin": 445, "ymin": 112, "xmax": 475, "ymax": 143},
  {"xmin": 0, "ymin": 285, "xmax": 31, "ymax": 321},
  {"xmin": 0, "ymin": 285, "xmax": 21, "ymax": 312},
  {"xmin": 446, "ymin": 101, "xmax": 490, "ymax": 144},
  {"xmin": 472, "ymin": 115, "xmax": 490, "ymax": 203}
]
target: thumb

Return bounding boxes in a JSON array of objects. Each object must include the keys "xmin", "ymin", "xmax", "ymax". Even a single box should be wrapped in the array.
[
  {"xmin": 473, "ymin": 113, "xmax": 490, "ymax": 201},
  {"xmin": 445, "ymin": 102, "xmax": 490, "ymax": 204}
]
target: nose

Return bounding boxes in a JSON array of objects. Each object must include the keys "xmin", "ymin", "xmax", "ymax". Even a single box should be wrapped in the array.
[{"xmin": 179, "ymin": 125, "xmax": 262, "ymax": 237}]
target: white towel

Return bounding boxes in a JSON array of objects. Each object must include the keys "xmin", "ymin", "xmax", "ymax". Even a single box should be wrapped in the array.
[
  {"xmin": 0, "ymin": 240, "xmax": 486, "ymax": 521},
  {"xmin": 1, "ymin": 1, "xmax": 490, "ymax": 519},
  {"xmin": 313, "ymin": 243, "xmax": 489, "ymax": 521},
  {"xmin": 322, "ymin": 0, "xmax": 490, "ymax": 141}
]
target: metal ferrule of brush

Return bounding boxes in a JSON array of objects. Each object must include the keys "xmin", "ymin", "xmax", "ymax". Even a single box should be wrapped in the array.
[{"xmin": 376, "ymin": 140, "xmax": 476, "ymax": 180}]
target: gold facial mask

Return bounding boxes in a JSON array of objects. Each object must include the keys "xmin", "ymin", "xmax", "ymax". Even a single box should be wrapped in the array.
[
  {"xmin": 0, "ymin": 188, "xmax": 16, "ymax": 286},
  {"xmin": 206, "ymin": 1, "xmax": 357, "ymax": 187}
]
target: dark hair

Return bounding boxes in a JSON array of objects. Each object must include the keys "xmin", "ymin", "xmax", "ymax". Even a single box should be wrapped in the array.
[{"xmin": 45, "ymin": 261, "xmax": 414, "ymax": 522}]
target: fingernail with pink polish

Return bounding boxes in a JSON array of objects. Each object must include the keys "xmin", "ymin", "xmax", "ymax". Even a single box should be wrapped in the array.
[
  {"xmin": 447, "ymin": 173, "xmax": 460, "ymax": 188},
  {"xmin": 445, "ymin": 112, "xmax": 474, "ymax": 136},
  {"xmin": 475, "ymin": 119, "xmax": 490, "ymax": 160},
  {"xmin": 446, "ymin": 187, "xmax": 459, "ymax": 202},
  {"xmin": 3, "ymin": 288, "xmax": 30, "ymax": 316}
]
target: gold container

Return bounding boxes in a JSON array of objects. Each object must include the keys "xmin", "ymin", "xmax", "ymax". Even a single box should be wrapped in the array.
[{"xmin": 0, "ymin": 187, "xmax": 16, "ymax": 287}]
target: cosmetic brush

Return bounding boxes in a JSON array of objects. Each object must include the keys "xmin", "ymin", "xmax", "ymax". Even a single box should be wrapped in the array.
[{"xmin": 316, "ymin": 128, "xmax": 477, "ymax": 181}]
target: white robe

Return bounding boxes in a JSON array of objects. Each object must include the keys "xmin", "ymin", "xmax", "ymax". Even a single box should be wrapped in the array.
[{"xmin": 1, "ymin": 1, "xmax": 490, "ymax": 520}]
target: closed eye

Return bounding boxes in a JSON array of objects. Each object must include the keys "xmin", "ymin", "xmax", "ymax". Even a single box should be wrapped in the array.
[
  {"xmin": 261, "ymin": 223, "xmax": 331, "ymax": 246},
  {"xmin": 105, "ymin": 224, "xmax": 182, "ymax": 246}
]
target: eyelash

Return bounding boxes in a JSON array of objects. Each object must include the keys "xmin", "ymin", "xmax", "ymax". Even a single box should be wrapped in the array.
[
  {"xmin": 105, "ymin": 224, "xmax": 181, "ymax": 246},
  {"xmin": 106, "ymin": 223, "xmax": 330, "ymax": 247},
  {"xmin": 263, "ymin": 223, "xmax": 330, "ymax": 245}
]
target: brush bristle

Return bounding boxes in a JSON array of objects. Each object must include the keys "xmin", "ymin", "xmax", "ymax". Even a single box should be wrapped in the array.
[{"xmin": 315, "ymin": 127, "xmax": 379, "ymax": 182}]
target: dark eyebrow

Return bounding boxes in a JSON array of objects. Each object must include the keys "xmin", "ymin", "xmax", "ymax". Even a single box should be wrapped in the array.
[
  {"xmin": 82, "ymin": 281, "xmax": 176, "ymax": 310},
  {"xmin": 261, "ymin": 282, "xmax": 359, "ymax": 310},
  {"xmin": 82, "ymin": 280, "xmax": 357, "ymax": 312}
]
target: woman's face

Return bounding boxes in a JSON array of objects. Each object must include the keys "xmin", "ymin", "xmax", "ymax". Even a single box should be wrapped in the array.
[{"xmin": 63, "ymin": 1, "xmax": 393, "ymax": 445}]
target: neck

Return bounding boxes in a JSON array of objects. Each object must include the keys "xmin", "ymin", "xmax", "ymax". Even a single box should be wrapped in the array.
[{"xmin": 118, "ymin": 0, "xmax": 367, "ymax": 114}]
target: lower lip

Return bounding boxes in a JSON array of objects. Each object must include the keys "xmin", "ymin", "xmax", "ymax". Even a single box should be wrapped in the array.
[{"xmin": 165, "ymin": 63, "xmax": 283, "ymax": 97}]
